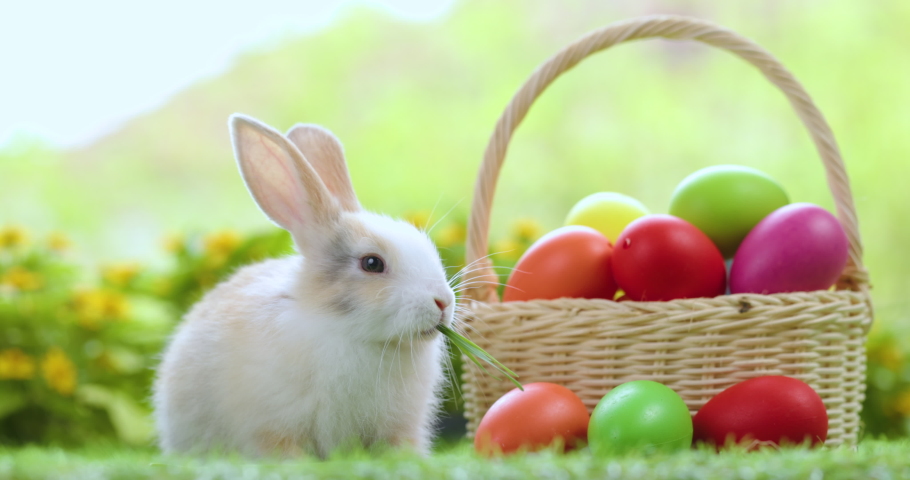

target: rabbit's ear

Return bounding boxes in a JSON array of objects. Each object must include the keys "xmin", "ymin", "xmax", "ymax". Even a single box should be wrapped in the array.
[
  {"xmin": 286, "ymin": 124, "xmax": 361, "ymax": 213},
  {"xmin": 230, "ymin": 114, "xmax": 339, "ymax": 235}
]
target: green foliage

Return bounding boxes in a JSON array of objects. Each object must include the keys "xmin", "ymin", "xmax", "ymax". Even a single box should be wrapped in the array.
[
  {"xmin": 2, "ymin": 440, "xmax": 910, "ymax": 480},
  {"xmin": 862, "ymin": 320, "xmax": 910, "ymax": 438},
  {"xmin": 127, "ymin": 229, "xmax": 296, "ymax": 313},
  {"xmin": 0, "ymin": 227, "xmax": 164, "ymax": 445},
  {"xmin": 0, "ymin": 226, "xmax": 295, "ymax": 446}
]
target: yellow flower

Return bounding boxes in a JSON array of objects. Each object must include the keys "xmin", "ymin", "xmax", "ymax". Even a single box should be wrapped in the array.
[
  {"xmin": 101, "ymin": 262, "xmax": 141, "ymax": 287},
  {"xmin": 492, "ymin": 238, "xmax": 525, "ymax": 262},
  {"xmin": 102, "ymin": 291, "xmax": 129, "ymax": 319},
  {"xmin": 893, "ymin": 390, "xmax": 910, "ymax": 417},
  {"xmin": 0, "ymin": 348, "xmax": 36, "ymax": 380},
  {"xmin": 1, "ymin": 266, "xmax": 43, "ymax": 292},
  {"xmin": 162, "ymin": 233, "xmax": 185, "ymax": 253},
  {"xmin": 512, "ymin": 218, "xmax": 542, "ymax": 242},
  {"xmin": 71, "ymin": 289, "xmax": 130, "ymax": 329},
  {"xmin": 434, "ymin": 223, "xmax": 466, "ymax": 248},
  {"xmin": 41, "ymin": 347, "xmax": 77, "ymax": 396},
  {"xmin": 196, "ymin": 272, "xmax": 218, "ymax": 289},
  {"xmin": 203, "ymin": 231, "xmax": 240, "ymax": 258},
  {"xmin": 95, "ymin": 351, "xmax": 116, "ymax": 372},
  {"xmin": 874, "ymin": 345, "xmax": 904, "ymax": 372},
  {"xmin": 404, "ymin": 211, "xmax": 431, "ymax": 230},
  {"xmin": 152, "ymin": 278, "xmax": 173, "ymax": 296},
  {"xmin": 47, "ymin": 231, "xmax": 71, "ymax": 252},
  {"xmin": 203, "ymin": 254, "xmax": 228, "ymax": 269},
  {"xmin": 0, "ymin": 225, "xmax": 29, "ymax": 249},
  {"xmin": 71, "ymin": 290, "xmax": 105, "ymax": 329}
]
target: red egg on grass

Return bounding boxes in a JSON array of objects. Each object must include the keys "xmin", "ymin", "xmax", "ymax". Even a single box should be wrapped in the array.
[
  {"xmin": 612, "ymin": 214, "xmax": 727, "ymax": 301},
  {"xmin": 692, "ymin": 376, "xmax": 828, "ymax": 450},
  {"xmin": 474, "ymin": 382, "xmax": 590, "ymax": 456},
  {"xmin": 503, "ymin": 226, "xmax": 617, "ymax": 302}
]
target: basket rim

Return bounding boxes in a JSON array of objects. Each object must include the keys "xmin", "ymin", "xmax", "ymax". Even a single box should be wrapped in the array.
[
  {"xmin": 466, "ymin": 289, "xmax": 868, "ymax": 309},
  {"xmin": 463, "ymin": 289, "xmax": 873, "ymax": 334},
  {"xmin": 465, "ymin": 290, "xmax": 869, "ymax": 313}
]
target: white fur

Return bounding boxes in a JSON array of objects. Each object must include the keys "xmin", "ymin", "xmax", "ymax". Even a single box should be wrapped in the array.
[{"xmin": 152, "ymin": 115, "xmax": 455, "ymax": 458}]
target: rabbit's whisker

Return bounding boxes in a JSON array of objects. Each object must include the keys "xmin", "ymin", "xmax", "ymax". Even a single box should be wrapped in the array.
[
  {"xmin": 425, "ymin": 198, "xmax": 464, "ymax": 236},
  {"xmin": 451, "ymin": 262, "xmax": 517, "ymax": 275},
  {"xmin": 447, "ymin": 252, "xmax": 501, "ymax": 280},
  {"xmin": 448, "ymin": 262, "xmax": 520, "ymax": 285},
  {"xmin": 449, "ymin": 267, "xmax": 516, "ymax": 280},
  {"xmin": 423, "ymin": 193, "xmax": 444, "ymax": 235},
  {"xmin": 452, "ymin": 281, "xmax": 509, "ymax": 291},
  {"xmin": 448, "ymin": 268, "xmax": 514, "ymax": 285},
  {"xmin": 408, "ymin": 332, "xmax": 419, "ymax": 389},
  {"xmin": 376, "ymin": 336, "xmax": 393, "ymax": 393},
  {"xmin": 441, "ymin": 339, "xmax": 463, "ymax": 403},
  {"xmin": 452, "ymin": 275, "xmax": 512, "ymax": 284},
  {"xmin": 451, "ymin": 311, "xmax": 492, "ymax": 341}
]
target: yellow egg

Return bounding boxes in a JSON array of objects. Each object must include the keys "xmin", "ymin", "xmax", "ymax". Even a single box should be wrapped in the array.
[{"xmin": 564, "ymin": 192, "xmax": 650, "ymax": 243}]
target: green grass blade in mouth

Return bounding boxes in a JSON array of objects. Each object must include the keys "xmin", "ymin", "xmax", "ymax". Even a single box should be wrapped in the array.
[
  {"xmin": 444, "ymin": 327, "xmax": 518, "ymax": 378},
  {"xmin": 437, "ymin": 324, "xmax": 523, "ymax": 390}
]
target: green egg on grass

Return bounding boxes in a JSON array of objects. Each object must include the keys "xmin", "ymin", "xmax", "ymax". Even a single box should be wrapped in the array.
[{"xmin": 588, "ymin": 380, "xmax": 693, "ymax": 456}]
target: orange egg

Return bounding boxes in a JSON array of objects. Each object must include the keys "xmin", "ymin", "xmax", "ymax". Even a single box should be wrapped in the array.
[
  {"xmin": 474, "ymin": 382, "xmax": 590, "ymax": 456},
  {"xmin": 502, "ymin": 226, "xmax": 617, "ymax": 302}
]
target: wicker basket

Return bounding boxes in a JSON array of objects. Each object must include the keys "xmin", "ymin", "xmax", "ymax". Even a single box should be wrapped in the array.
[{"xmin": 459, "ymin": 15, "xmax": 873, "ymax": 447}]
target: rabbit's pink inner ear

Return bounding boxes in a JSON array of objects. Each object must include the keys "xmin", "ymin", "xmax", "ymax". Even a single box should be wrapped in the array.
[
  {"xmin": 231, "ymin": 115, "xmax": 334, "ymax": 233},
  {"xmin": 239, "ymin": 145, "xmax": 306, "ymax": 231},
  {"xmin": 286, "ymin": 124, "xmax": 361, "ymax": 213}
]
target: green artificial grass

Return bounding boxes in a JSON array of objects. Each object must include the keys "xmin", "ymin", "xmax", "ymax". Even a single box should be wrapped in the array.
[{"xmin": 1, "ymin": 440, "xmax": 908, "ymax": 480}]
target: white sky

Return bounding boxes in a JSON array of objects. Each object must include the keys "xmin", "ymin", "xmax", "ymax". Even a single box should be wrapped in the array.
[{"xmin": 0, "ymin": 0, "xmax": 454, "ymax": 149}]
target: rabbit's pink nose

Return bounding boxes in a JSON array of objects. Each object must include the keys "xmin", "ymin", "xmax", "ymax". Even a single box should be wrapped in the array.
[{"xmin": 434, "ymin": 298, "xmax": 448, "ymax": 312}]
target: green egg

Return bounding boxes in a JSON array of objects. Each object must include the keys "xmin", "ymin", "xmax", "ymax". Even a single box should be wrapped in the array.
[
  {"xmin": 669, "ymin": 165, "xmax": 789, "ymax": 258},
  {"xmin": 588, "ymin": 380, "xmax": 693, "ymax": 456}
]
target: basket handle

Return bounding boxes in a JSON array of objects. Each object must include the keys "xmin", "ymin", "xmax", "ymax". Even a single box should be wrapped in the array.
[{"xmin": 463, "ymin": 15, "xmax": 868, "ymax": 304}]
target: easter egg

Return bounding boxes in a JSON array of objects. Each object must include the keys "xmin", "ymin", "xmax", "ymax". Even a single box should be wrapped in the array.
[
  {"xmin": 692, "ymin": 376, "xmax": 828, "ymax": 449},
  {"xmin": 588, "ymin": 380, "xmax": 693, "ymax": 456},
  {"xmin": 474, "ymin": 382, "xmax": 590, "ymax": 455},
  {"xmin": 502, "ymin": 226, "xmax": 617, "ymax": 302},
  {"xmin": 669, "ymin": 165, "xmax": 789, "ymax": 257},
  {"xmin": 729, "ymin": 203, "xmax": 849, "ymax": 294},
  {"xmin": 612, "ymin": 214, "xmax": 726, "ymax": 301},
  {"xmin": 564, "ymin": 192, "xmax": 650, "ymax": 243}
]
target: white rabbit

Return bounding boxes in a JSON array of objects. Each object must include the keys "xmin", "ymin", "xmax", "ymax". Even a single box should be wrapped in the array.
[{"xmin": 152, "ymin": 114, "xmax": 456, "ymax": 458}]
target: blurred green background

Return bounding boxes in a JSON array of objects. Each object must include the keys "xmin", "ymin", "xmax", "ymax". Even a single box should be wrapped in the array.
[{"xmin": 1, "ymin": 0, "xmax": 909, "ymax": 447}]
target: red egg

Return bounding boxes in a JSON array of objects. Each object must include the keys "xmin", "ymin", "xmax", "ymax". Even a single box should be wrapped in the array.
[
  {"xmin": 502, "ymin": 226, "xmax": 617, "ymax": 302},
  {"xmin": 612, "ymin": 214, "xmax": 726, "ymax": 301},
  {"xmin": 474, "ymin": 382, "xmax": 590, "ymax": 456},
  {"xmin": 692, "ymin": 376, "xmax": 828, "ymax": 450}
]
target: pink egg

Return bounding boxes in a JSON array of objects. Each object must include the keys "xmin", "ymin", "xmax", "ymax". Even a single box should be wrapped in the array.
[{"xmin": 730, "ymin": 203, "xmax": 848, "ymax": 294}]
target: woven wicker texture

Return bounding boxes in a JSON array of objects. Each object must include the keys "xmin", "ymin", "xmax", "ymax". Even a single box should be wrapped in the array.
[{"xmin": 459, "ymin": 15, "xmax": 873, "ymax": 447}]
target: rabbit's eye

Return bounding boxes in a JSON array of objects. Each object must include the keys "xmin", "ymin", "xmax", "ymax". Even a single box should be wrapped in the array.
[{"xmin": 360, "ymin": 255, "xmax": 385, "ymax": 273}]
